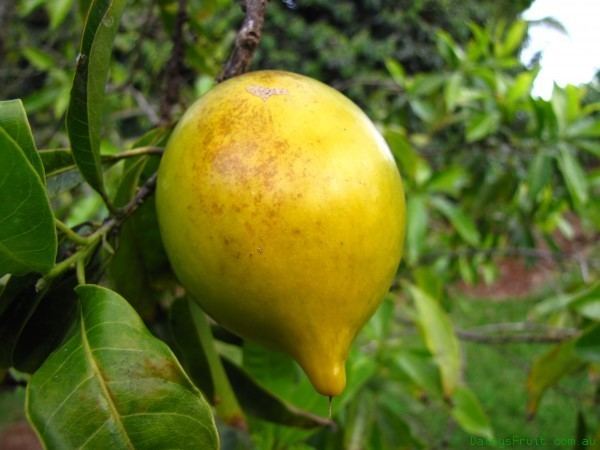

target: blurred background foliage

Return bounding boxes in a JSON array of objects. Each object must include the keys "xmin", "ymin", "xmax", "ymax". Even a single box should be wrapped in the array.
[{"xmin": 1, "ymin": 0, "xmax": 599, "ymax": 449}]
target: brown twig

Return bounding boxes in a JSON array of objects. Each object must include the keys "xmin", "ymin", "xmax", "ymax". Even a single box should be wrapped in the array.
[
  {"xmin": 455, "ymin": 322, "xmax": 580, "ymax": 344},
  {"xmin": 217, "ymin": 0, "xmax": 269, "ymax": 82},
  {"xmin": 160, "ymin": 0, "xmax": 187, "ymax": 123}
]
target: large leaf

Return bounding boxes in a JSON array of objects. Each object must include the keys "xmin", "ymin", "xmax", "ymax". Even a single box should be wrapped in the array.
[
  {"xmin": 527, "ymin": 341, "xmax": 583, "ymax": 417},
  {"xmin": 408, "ymin": 284, "xmax": 461, "ymax": 397},
  {"xmin": 430, "ymin": 196, "xmax": 480, "ymax": 246},
  {"xmin": 450, "ymin": 385, "xmax": 493, "ymax": 439},
  {"xmin": 27, "ymin": 285, "xmax": 219, "ymax": 450},
  {"xmin": 0, "ymin": 100, "xmax": 44, "ymax": 180},
  {"xmin": 66, "ymin": 0, "xmax": 127, "ymax": 195},
  {"xmin": 0, "ymin": 128, "xmax": 56, "ymax": 276}
]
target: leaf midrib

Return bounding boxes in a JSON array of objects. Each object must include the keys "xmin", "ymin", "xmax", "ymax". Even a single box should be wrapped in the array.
[{"xmin": 80, "ymin": 308, "xmax": 134, "ymax": 449}]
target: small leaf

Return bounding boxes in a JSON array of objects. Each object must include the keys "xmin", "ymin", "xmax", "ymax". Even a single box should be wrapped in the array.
[
  {"xmin": 406, "ymin": 196, "xmax": 428, "ymax": 264},
  {"xmin": 444, "ymin": 72, "xmax": 462, "ymax": 112},
  {"xmin": 497, "ymin": 20, "xmax": 527, "ymax": 57},
  {"xmin": 38, "ymin": 149, "xmax": 76, "ymax": 177},
  {"xmin": 393, "ymin": 349, "xmax": 443, "ymax": 398},
  {"xmin": 466, "ymin": 112, "xmax": 500, "ymax": 142},
  {"xmin": 384, "ymin": 59, "xmax": 405, "ymax": 86},
  {"xmin": 566, "ymin": 118, "xmax": 600, "ymax": 138},
  {"xmin": 66, "ymin": 0, "xmax": 127, "ymax": 196},
  {"xmin": 426, "ymin": 165, "xmax": 468, "ymax": 196},
  {"xmin": 47, "ymin": 0, "xmax": 75, "ymax": 29},
  {"xmin": 451, "ymin": 385, "xmax": 493, "ymax": 439},
  {"xmin": 528, "ymin": 150, "xmax": 552, "ymax": 200},
  {"xmin": 407, "ymin": 284, "xmax": 461, "ymax": 397},
  {"xmin": 408, "ymin": 74, "xmax": 446, "ymax": 97},
  {"xmin": 575, "ymin": 325, "xmax": 600, "ymax": 363},
  {"xmin": 527, "ymin": 341, "xmax": 583, "ymax": 417},
  {"xmin": 557, "ymin": 144, "xmax": 589, "ymax": 206},
  {"xmin": 0, "ymin": 129, "xmax": 56, "ymax": 276},
  {"xmin": 0, "ymin": 100, "xmax": 44, "ymax": 179},
  {"xmin": 532, "ymin": 281, "xmax": 600, "ymax": 317},
  {"xmin": 430, "ymin": 197, "xmax": 480, "ymax": 246},
  {"xmin": 27, "ymin": 285, "xmax": 219, "ymax": 450},
  {"xmin": 23, "ymin": 47, "xmax": 55, "ymax": 71}
]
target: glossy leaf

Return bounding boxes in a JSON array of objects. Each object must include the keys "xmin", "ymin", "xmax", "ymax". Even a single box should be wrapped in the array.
[
  {"xmin": 0, "ymin": 100, "xmax": 44, "ymax": 180},
  {"xmin": 527, "ymin": 341, "xmax": 582, "ymax": 417},
  {"xmin": 575, "ymin": 325, "xmax": 600, "ymax": 363},
  {"xmin": 451, "ymin": 385, "xmax": 493, "ymax": 439},
  {"xmin": 557, "ymin": 145, "xmax": 588, "ymax": 206},
  {"xmin": 408, "ymin": 284, "xmax": 461, "ymax": 397},
  {"xmin": 27, "ymin": 285, "xmax": 219, "ymax": 450},
  {"xmin": 0, "ymin": 128, "xmax": 56, "ymax": 276},
  {"xmin": 66, "ymin": 0, "xmax": 127, "ymax": 195},
  {"xmin": 430, "ymin": 196, "xmax": 480, "ymax": 246}
]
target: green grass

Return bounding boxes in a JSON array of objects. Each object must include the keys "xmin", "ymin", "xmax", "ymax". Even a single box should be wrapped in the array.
[{"xmin": 439, "ymin": 294, "xmax": 596, "ymax": 450}]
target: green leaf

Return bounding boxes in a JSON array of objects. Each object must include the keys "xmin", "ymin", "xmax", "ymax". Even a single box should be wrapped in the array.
[
  {"xmin": 426, "ymin": 165, "xmax": 468, "ymax": 196},
  {"xmin": 384, "ymin": 59, "xmax": 405, "ymax": 86},
  {"xmin": 0, "ymin": 129, "xmax": 56, "ymax": 276},
  {"xmin": 451, "ymin": 385, "xmax": 493, "ymax": 439},
  {"xmin": 528, "ymin": 150, "xmax": 553, "ymax": 200},
  {"xmin": 27, "ymin": 285, "xmax": 219, "ymax": 450},
  {"xmin": 557, "ymin": 144, "xmax": 589, "ymax": 206},
  {"xmin": 444, "ymin": 72, "xmax": 462, "ymax": 112},
  {"xmin": 23, "ymin": 47, "xmax": 55, "ymax": 71},
  {"xmin": 532, "ymin": 281, "xmax": 600, "ymax": 318},
  {"xmin": 506, "ymin": 72, "xmax": 534, "ymax": 106},
  {"xmin": 497, "ymin": 20, "xmax": 527, "ymax": 57},
  {"xmin": 407, "ymin": 284, "xmax": 461, "ymax": 397},
  {"xmin": 408, "ymin": 74, "xmax": 446, "ymax": 97},
  {"xmin": 406, "ymin": 196, "xmax": 428, "ymax": 264},
  {"xmin": 566, "ymin": 118, "xmax": 600, "ymax": 138},
  {"xmin": 383, "ymin": 127, "xmax": 419, "ymax": 181},
  {"xmin": 430, "ymin": 197, "xmax": 480, "ymax": 246},
  {"xmin": 527, "ymin": 341, "xmax": 582, "ymax": 417},
  {"xmin": 47, "ymin": 0, "xmax": 75, "ymax": 29},
  {"xmin": 38, "ymin": 149, "xmax": 76, "ymax": 177},
  {"xmin": 66, "ymin": 0, "xmax": 127, "ymax": 196},
  {"xmin": 393, "ymin": 349, "xmax": 443, "ymax": 398},
  {"xmin": 0, "ymin": 100, "xmax": 44, "ymax": 180},
  {"xmin": 576, "ymin": 140, "xmax": 600, "ymax": 158},
  {"xmin": 466, "ymin": 112, "xmax": 500, "ymax": 142},
  {"xmin": 575, "ymin": 325, "xmax": 600, "ymax": 363}
]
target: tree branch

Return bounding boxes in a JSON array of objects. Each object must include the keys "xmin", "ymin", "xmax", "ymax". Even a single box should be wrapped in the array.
[
  {"xmin": 455, "ymin": 322, "xmax": 580, "ymax": 344},
  {"xmin": 160, "ymin": 0, "xmax": 187, "ymax": 123},
  {"xmin": 217, "ymin": 0, "xmax": 269, "ymax": 82}
]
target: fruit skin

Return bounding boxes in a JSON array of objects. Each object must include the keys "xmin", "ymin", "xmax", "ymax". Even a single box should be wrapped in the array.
[{"xmin": 156, "ymin": 70, "xmax": 405, "ymax": 396}]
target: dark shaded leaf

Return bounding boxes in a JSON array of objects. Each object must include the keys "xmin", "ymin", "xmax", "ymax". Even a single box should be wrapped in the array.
[
  {"xmin": 575, "ymin": 325, "xmax": 600, "ymax": 363},
  {"xmin": 66, "ymin": 0, "xmax": 127, "ymax": 195}
]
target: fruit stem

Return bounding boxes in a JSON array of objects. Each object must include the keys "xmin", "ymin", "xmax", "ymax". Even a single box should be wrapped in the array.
[{"xmin": 188, "ymin": 299, "xmax": 247, "ymax": 430}]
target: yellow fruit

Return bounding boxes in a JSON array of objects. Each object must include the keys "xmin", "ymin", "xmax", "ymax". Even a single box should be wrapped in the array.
[{"xmin": 156, "ymin": 70, "xmax": 405, "ymax": 396}]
